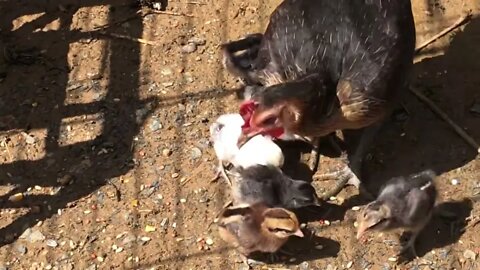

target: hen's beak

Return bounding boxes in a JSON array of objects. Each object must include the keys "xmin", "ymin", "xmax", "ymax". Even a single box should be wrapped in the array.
[{"xmin": 293, "ymin": 229, "xmax": 304, "ymax": 238}]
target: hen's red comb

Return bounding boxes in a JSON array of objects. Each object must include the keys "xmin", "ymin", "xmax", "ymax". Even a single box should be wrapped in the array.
[{"xmin": 239, "ymin": 100, "xmax": 257, "ymax": 129}]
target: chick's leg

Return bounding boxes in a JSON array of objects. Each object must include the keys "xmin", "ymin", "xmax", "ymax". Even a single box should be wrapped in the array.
[
  {"xmin": 400, "ymin": 231, "xmax": 420, "ymax": 258},
  {"xmin": 210, "ymin": 161, "xmax": 232, "ymax": 186},
  {"xmin": 313, "ymin": 124, "xmax": 381, "ymax": 200}
]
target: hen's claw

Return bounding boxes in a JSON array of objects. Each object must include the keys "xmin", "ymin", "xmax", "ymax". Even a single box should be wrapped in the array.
[{"xmin": 313, "ymin": 166, "xmax": 373, "ymax": 200}]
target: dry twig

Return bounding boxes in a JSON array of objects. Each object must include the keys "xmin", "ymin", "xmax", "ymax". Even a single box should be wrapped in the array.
[
  {"xmin": 410, "ymin": 13, "xmax": 480, "ymax": 154},
  {"xmin": 148, "ymin": 10, "xmax": 194, "ymax": 17},
  {"xmin": 415, "ymin": 13, "xmax": 472, "ymax": 54},
  {"xmin": 99, "ymin": 31, "xmax": 158, "ymax": 46}
]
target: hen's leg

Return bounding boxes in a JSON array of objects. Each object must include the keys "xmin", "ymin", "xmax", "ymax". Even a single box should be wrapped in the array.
[
  {"xmin": 309, "ymin": 133, "xmax": 342, "ymax": 172},
  {"xmin": 308, "ymin": 137, "xmax": 321, "ymax": 171},
  {"xmin": 313, "ymin": 124, "xmax": 381, "ymax": 200}
]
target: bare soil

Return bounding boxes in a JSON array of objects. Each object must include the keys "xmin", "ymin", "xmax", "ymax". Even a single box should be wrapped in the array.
[{"xmin": 1, "ymin": 0, "xmax": 479, "ymax": 269}]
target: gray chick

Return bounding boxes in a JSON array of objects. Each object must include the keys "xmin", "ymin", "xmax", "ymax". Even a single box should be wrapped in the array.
[
  {"xmin": 356, "ymin": 170, "xmax": 438, "ymax": 257},
  {"xmin": 230, "ymin": 164, "xmax": 321, "ymax": 210}
]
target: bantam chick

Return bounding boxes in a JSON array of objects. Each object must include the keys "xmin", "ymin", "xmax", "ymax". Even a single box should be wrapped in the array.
[
  {"xmin": 356, "ymin": 170, "xmax": 438, "ymax": 257},
  {"xmin": 218, "ymin": 202, "xmax": 304, "ymax": 261},
  {"xmin": 230, "ymin": 164, "xmax": 321, "ymax": 209},
  {"xmin": 210, "ymin": 113, "xmax": 284, "ymax": 184}
]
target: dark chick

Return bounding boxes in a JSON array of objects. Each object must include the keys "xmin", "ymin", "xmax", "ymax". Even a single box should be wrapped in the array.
[
  {"xmin": 218, "ymin": 203, "xmax": 304, "ymax": 259},
  {"xmin": 356, "ymin": 170, "xmax": 438, "ymax": 257},
  {"xmin": 223, "ymin": 0, "xmax": 416, "ymax": 199},
  {"xmin": 230, "ymin": 164, "xmax": 321, "ymax": 209}
]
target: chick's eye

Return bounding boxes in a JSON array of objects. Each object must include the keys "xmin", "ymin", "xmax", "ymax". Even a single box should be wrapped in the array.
[{"xmin": 216, "ymin": 123, "xmax": 224, "ymax": 131}]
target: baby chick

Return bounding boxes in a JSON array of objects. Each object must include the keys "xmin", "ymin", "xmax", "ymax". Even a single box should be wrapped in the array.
[
  {"xmin": 210, "ymin": 113, "xmax": 284, "ymax": 184},
  {"xmin": 230, "ymin": 164, "xmax": 321, "ymax": 209},
  {"xmin": 218, "ymin": 202, "xmax": 304, "ymax": 260},
  {"xmin": 356, "ymin": 170, "xmax": 438, "ymax": 257}
]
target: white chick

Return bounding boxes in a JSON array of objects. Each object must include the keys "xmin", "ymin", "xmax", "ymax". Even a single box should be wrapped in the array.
[{"xmin": 210, "ymin": 113, "xmax": 284, "ymax": 184}]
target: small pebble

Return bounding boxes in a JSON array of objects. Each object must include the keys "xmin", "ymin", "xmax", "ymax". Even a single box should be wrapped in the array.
[
  {"xmin": 188, "ymin": 37, "xmax": 206, "ymax": 46},
  {"xmin": 46, "ymin": 239, "xmax": 58, "ymax": 248},
  {"xmin": 15, "ymin": 244, "xmax": 27, "ymax": 255},
  {"xmin": 23, "ymin": 132, "xmax": 35, "ymax": 144},
  {"xmin": 27, "ymin": 230, "xmax": 45, "ymax": 243},
  {"xmin": 463, "ymin": 249, "xmax": 476, "ymax": 260},
  {"xmin": 205, "ymin": 238, "xmax": 214, "ymax": 246},
  {"xmin": 299, "ymin": 261, "xmax": 309, "ymax": 270},
  {"xmin": 238, "ymin": 264, "xmax": 250, "ymax": 270},
  {"xmin": 171, "ymin": 173, "xmax": 179, "ymax": 179},
  {"xmin": 451, "ymin": 179, "xmax": 459, "ymax": 185},
  {"xmin": 190, "ymin": 147, "xmax": 202, "ymax": 159},
  {"xmin": 162, "ymin": 149, "xmax": 172, "ymax": 157},
  {"xmin": 181, "ymin": 43, "xmax": 197, "ymax": 53}
]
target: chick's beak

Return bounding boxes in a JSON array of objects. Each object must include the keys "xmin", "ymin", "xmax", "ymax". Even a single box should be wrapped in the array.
[
  {"xmin": 293, "ymin": 229, "xmax": 304, "ymax": 238},
  {"xmin": 356, "ymin": 220, "xmax": 369, "ymax": 240}
]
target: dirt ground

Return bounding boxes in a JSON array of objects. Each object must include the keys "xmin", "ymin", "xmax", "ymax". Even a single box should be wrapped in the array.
[{"xmin": 1, "ymin": 0, "xmax": 479, "ymax": 269}]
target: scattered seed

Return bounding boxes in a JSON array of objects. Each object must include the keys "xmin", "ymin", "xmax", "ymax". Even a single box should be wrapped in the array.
[
  {"xmin": 324, "ymin": 220, "xmax": 331, "ymax": 226},
  {"xmin": 115, "ymin": 247, "xmax": 123, "ymax": 253},
  {"xmin": 8, "ymin": 193, "xmax": 24, "ymax": 202},
  {"xmin": 46, "ymin": 239, "xmax": 58, "ymax": 248},
  {"xmin": 140, "ymin": 237, "xmax": 151, "ymax": 242},
  {"xmin": 289, "ymin": 258, "xmax": 297, "ymax": 263},
  {"xmin": 171, "ymin": 173, "xmax": 179, "ymax": 178},
  {"xmin": 354, "ymin": 221, "xmax": 359, "ymax": 228},
  {"xmin": 388, "ymin": 257, "xmax": 398, "ymax": 262},
  {"xmin": 451, "ymin": 179, "xmax": 459, "ymax": 185},
  {"xmin": 347, "ymin": 261, "xmax": 353, "ymax": 268},
  {"xmin": 145, "ymin": 225, "xmax": 156, "ymax": 232},
  {"xmin": 160, "ymin": 218, "xmax": 168, "ymax": 227},
  {"xmin": 97, "ymin": 256, "xmax": 104, "ymax": 262},
  {"xmin": 329, "ymin": 196, "xmax": 336, "ymax": 201},
  {"xmin": 352, "ymin": 206, "xmax": 361, "ymax": 211},
  {"xmin": 180, "ymin": 198, "xmax": 187, "ymax": 203},
  {"xmin": 131, "ymin": 200, "xmax": 139, "ymax": 207},
  {"xmin": 34, "ymin": 185, "xmax": 42, "ymax": 190},
  {"xmin": 84, "ymin": 210, "xmax": 91, "ymax": 214}
]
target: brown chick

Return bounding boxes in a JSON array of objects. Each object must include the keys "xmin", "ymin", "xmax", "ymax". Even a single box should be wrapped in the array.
[
  {"xmin": 228, "ymin": 0, "xmax": 416, "ymax": 199},
  {"xmin": 217, "ymin": 203, "xmax": 304, "ymax": 260}
]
